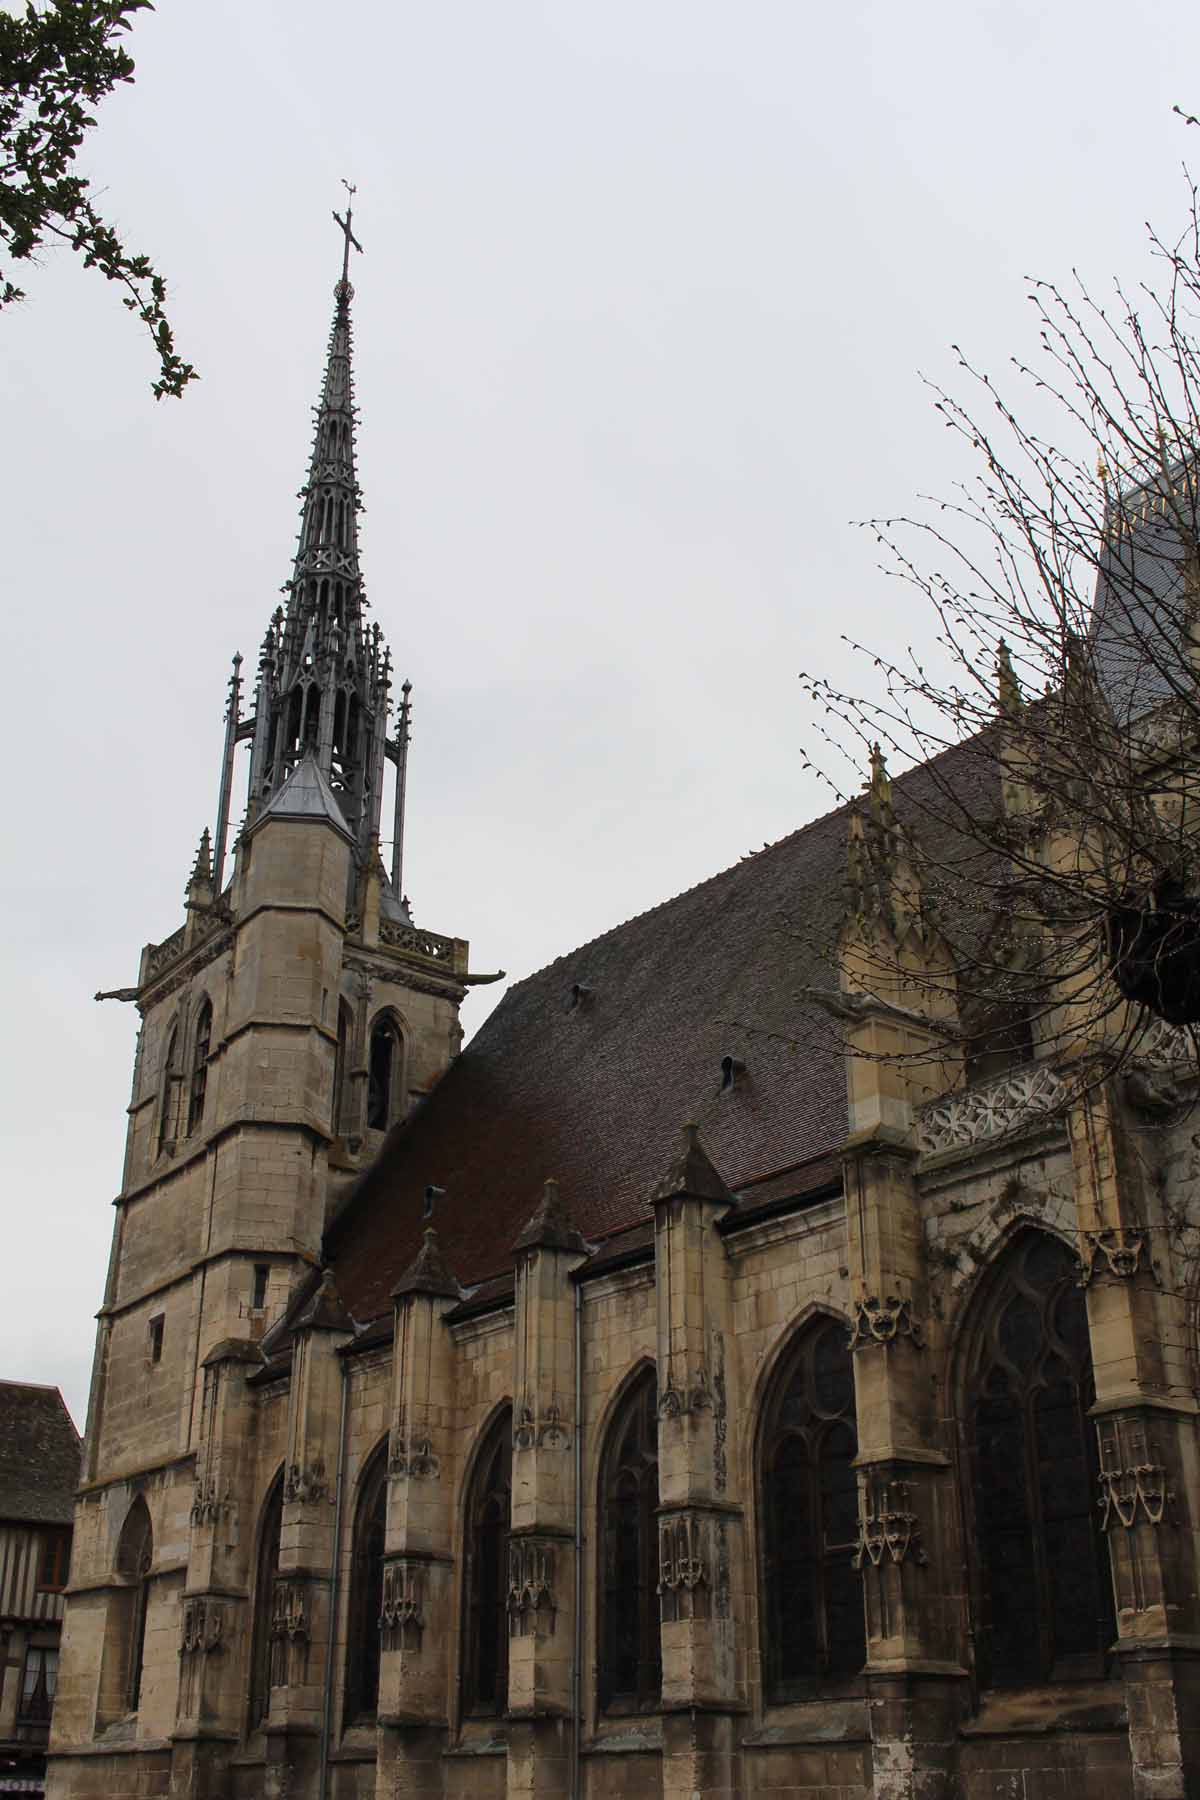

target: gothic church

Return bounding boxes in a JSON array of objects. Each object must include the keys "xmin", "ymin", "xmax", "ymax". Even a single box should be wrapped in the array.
[{"xmin": 45, "ymin": 227, "xmax": 1200, "ymax": 1800}]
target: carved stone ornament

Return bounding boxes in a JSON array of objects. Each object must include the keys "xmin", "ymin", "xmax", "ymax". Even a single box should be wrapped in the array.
[
  {"xmin": 269, "ymin": 1577, "xmax": 311, "ymax": 1688},
  {"xmin": 179, "ymin": 1597, "xmax": 225, "ymax": 1656},
  {"xmin": 915, "ymin": 1064, "xmax": 1066, "ymax": 1155},
  {"xmin": 507, "ymin": 1537, "xmax": 556, "ymax": 1637},
  {"xmin": 189, "ymin": 1474, "xmax": 231, "ymax": 1527},
  {"xmin": 1081, "ymin": 1228, "xmax": 1150, "ymax": 1285},
  {"xmin": 1097, "ymin": 1416, "xmax": 1175, "ymax": 1530},
  {"xmin": 853, "ymin": 1477, "xmax": 929, "ymax": 1569},
  {"xmin": 658, "ymin": 1363, "xmax": 715, "ymax": 1420},
  {"xmin": 658, "ymin": 1512, "xmax": 710, "ymax": 1622},
  {"xmin": 380, "ymin": 1558, "xmax": 424, "ymax": 1652},
  {"xmin": 513, "ymin": 1401, "xmax": 569, "ymax": 1451},
  {"xmin": 284, "ymin": 1459, "xmax": 329, "ymax": 1505},
  {"xmin": 849, "ymin": 1295, "xmax": 925, "ymax": 1351},
  {"xmin": 388, "ymin": 1412, "xmax": 440, "ymax": 1480}
]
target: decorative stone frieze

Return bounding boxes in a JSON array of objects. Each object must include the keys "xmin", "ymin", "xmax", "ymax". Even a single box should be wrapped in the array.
[
  {"xmin": 915, "ymin": 1064, "xmax": 1066, "ymax": 1153},
  {"xmin": 512, "ymin": 1401, "xmax": 569, "ymax": 1451},
  {"xmin": 269, "ymin": 1577, "xmax": 311, "ymax": 1687},
  {"xmin": 849, "ymin": 1294, "xmax": 925, "ymax": 1350},
  {"xmin": 388, "ymin": 1410, "xmax": 440, "ymax": 1480},
  {"xmin": 1081, "ymin": 1227, "xmax": 1150, "ymax": 1284},
  {"xmin": 853, "ymin": 1476, "xmax": 929, "ymax": 1569},
  {"xmin": 507, "ymin": 1536, "xmax": 557, "ymax": 1636},
  {"xmin": 658, "ymin": 1511, "xmax": 710, "ymax": 1622},
  {"xmin": 1097, "ymin": 1416, "xmax": 1175, "ymax": 1531},
  {"xmin": 379, "ymin": 1558, "xmax": 425, "ymax": 1652},
  {"xmin": 283, "ymin": 1459, "xmax": 329, "ymax": 1505},
  {"xmin": 189, "ymin": 1473, "xmax": 232, "ymax": 1527},
  {"xmin": 179, "ymin": 1596, "xmax": 226, "ymax": 1655}
]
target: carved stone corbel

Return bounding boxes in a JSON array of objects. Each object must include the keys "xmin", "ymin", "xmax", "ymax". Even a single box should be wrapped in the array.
[
  {"xmin": 388, "ymin": 1408, "xmax": 440, "ymax": 1480},
  {"xmin": 849, "ymin": 1295, "xmax": 925, "ymax": 1350},
  {"xmin": 1080, "ymin": 1227, "xmax": 1151, "ymax": 1285}
]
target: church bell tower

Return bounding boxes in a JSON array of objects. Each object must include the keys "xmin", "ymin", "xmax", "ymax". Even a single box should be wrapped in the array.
[{"xmin": 49, "ymin": 201, "xmax": 479, "ymax": 1795}]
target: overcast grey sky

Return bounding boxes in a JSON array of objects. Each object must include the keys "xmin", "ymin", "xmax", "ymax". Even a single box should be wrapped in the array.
[{"xmin": 3, "ymin": 0, "xmax": 1197, "ymax": 1425}]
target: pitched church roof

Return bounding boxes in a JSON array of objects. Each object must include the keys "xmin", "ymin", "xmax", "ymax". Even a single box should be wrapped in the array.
[
  {"xmin": 327, "ymin": 742, "xmax": 993, "ymax": 1327},
  {"xmin": 0, "ymin": 1383, "xmax": 81, "ymax": 1526}
]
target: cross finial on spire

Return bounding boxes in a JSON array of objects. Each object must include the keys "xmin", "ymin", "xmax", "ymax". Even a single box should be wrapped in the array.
[{"xmin": 332, "ymin": 179, "xmax": 363, "ymax": 291}]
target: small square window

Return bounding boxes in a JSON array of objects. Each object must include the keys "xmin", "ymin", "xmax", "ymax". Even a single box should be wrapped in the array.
[{"xmin": 148, "ymin": 1315, "xmax": 164, "ymax": 1364}]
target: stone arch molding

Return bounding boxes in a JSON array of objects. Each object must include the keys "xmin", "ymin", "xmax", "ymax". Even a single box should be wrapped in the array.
[
  {"xmin": 746, "ymin": 1298, "xmax": 852, "ymax": 1443},
  {"xmin": 939, "ymin": 1185, "xmax": 1077, "ymax": 1351}
]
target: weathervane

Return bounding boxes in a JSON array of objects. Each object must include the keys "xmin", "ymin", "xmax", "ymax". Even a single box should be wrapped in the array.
[{"xmin": 332, "ymin": 178, "xmax": 363, "ymax": 287}]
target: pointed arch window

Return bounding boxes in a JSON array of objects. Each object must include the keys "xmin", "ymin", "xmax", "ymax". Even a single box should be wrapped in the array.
[
  {"xmin": 366, "ymin": 1015, "xmax": 403, "ymax": 1132},
  {"xmin": 115, "ymin": 1498, "xmax": 153, "ymax": 1714},
  {"xmin": 186, "ymin": 998, "xmax": 212, "ymax": 1135},
  {"xmin": 248, "ymin": 1475, "xmax": 283, "ymax": 1729},
  {"xmin": 599, "ymin": 1368, "xmax": 661, "ymax": 1713},
  {"xmin": 345, "ymin": 1446, "xmax": 388, "ymax": 1722},
  {"xmin": 760, "ymin": 1317, "xmax": 864, "ymax": 1698},
  {"xmin": 963, "ymin": 1231, "xmax": 1113, "ymax": 1687},
  {"xmin": 157, "ymin": 1027, "xmax": 178, "ymax": 1154},
  {"xmin": 462, "ymin": 1411, "xmax": 512, "ymax": 1717}
]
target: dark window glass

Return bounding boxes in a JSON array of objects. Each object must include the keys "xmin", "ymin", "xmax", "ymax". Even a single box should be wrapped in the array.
[
  {"xmin": 332, "ymin": 1002, "xmax": 352, "ymax": 1136},
  {"xmin": 38, "ymin": 1528, "xmax": 71, "ymax": 1592},
  {"xmin": 18, "ymin": 1647, "xmax": 58, "ymax": 1724},
  {"xmin": 761, "ymin": 1319, "xmax": 865, "ymax": 1698},
  {"xmin": 366, "ymin": 1019, "xmax": 400, "ymax": 1131},
  {"xmin": 186, "ymin": 1000, "xmax": 212, "ymax": 1135},
  {"xmin": 158, "ymin": 1027, "xmax": 177, "ymax": 1152},
  {"xmin": 248, "ymin": 1476, "xmax": 283, "ymax": 1728},
  {"xmin": 599, "ymin": 1369, "xmax": 661, "ymax": 1712},
  {"xmin": 463, "ymin": 1412, "xmax": 512, "ymax": 1716},
  {"xmin": 345, "ymin": 1449, "xmax": 388, "ymax": 1720},
  {"xmin": 965, "ymin": 1232, "xmax": 1113, "ymax": 1686}
]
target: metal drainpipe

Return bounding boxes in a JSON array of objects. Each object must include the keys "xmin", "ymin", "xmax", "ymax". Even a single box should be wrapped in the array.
[
  {"xmin": 319, "ymin": 1353, "xmax": 351, "ymax": 1800},
  {"xmin": 571, "ymin": 1275, "xmax": 584, "ymax": 1800}
]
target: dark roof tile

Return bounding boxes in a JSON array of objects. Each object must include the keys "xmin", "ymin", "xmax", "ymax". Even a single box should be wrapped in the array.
[{"xmin": 0, "ymin": 1383, "xmax": 81, "ymax": 1526}]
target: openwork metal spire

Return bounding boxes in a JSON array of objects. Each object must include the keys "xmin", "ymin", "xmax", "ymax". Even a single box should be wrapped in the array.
[{"xmin": 210, "ymin": 191, "xmax": 411, "ymax": 896}]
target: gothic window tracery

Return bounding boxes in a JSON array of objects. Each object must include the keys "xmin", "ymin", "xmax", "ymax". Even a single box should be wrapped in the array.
[
  {"xmin": 462, "ymin": 1410, "xmax": 512, "ymax": 1717},
  {"xmin": 759, "ymin": 1318, "xmax": 864, "ymax": 1697},
  {"xmin": 345, "ymin": 1446, "xmax": 388, "ymax": 1721},
  {"xmin": 186, "ymin": 998, "xmax": 212, "ymax": 1136},
  {"xmin": 598, "ymin": 1368, "xmax": 661, "ymax": 1713},
  {"xmin": 248, "ymin": 1475, "xmax": 283, "ymax": 1728},
  {"xmin": 962, "ymin": 1231, "xmax": 1114, "ymax": 1686}
]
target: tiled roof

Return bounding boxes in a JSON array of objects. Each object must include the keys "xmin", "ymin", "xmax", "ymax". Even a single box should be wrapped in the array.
[
  {"xmin": 328, "ymin": 744, "xmax": 991, "ymax": 1328},
  {"xmin": 0, "ymin": 1383, "xmax": 81, "ymax": 1525}
]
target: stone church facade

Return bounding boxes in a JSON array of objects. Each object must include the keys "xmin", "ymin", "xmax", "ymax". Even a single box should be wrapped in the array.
[{"xmin": 46, "ymin": 240, "xmax": 1200, "ymax": 1800}]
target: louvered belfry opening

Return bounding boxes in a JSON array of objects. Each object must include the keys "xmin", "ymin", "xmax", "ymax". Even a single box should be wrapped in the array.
[
  {"xmin": 599, "ymin": 1368, "xmax": 662, "ymax": 1713},
  {"xmin": 760, "ymin": 1319, "xmax": 865, "ymax": 1697},
  {"xmin": 463, "ymin": 1412, "xmax": 512, "ymax": 1716},
  {"xmin": 963, "ymin": 1232, "xmax": 1115, "ymax": 1687}
]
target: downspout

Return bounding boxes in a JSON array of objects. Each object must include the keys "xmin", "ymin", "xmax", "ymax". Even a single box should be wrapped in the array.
[
  {"xmin": 319, "ymin": 1352, "xmax": 351, "ymax": 1800},
  {"xmin": 572, "ymin": 1275, "xmax": 583, "ymax": 1800}
]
